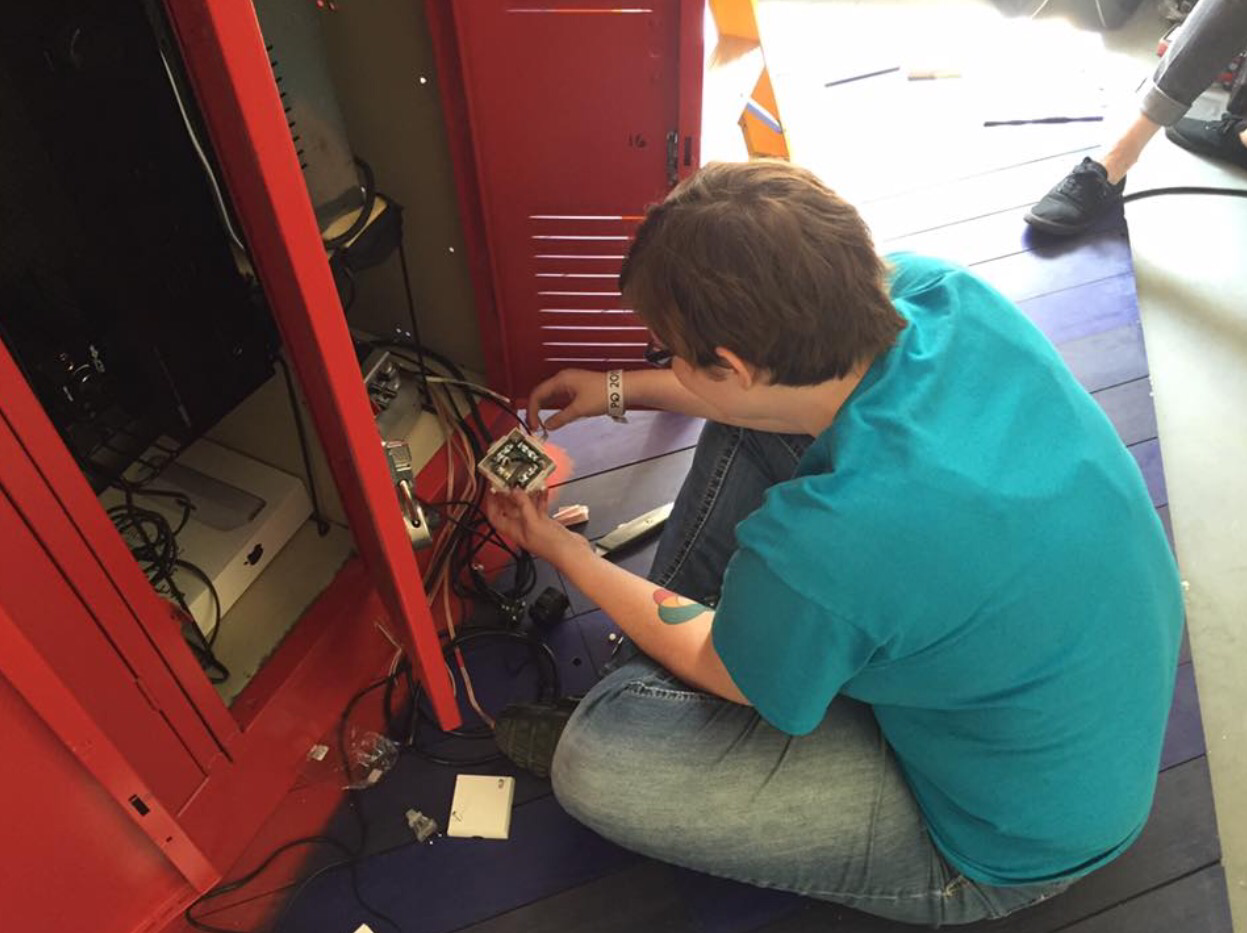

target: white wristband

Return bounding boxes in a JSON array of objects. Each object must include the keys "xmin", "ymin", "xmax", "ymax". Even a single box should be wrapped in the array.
[{"xmin": 606, "ymin": 369, "xmax": 626, "ymax": 422}]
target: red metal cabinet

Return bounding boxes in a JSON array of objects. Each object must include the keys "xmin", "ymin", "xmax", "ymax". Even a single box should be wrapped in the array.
[
  {"xmin": 0, "ymin": 649, "xmax": 190, "ymax": 932},
  {"xmin": 0, "ymin": 0, "xmax": 459, "ymax": 924},
  {"xmin": 0, "ymin": 1, "xmax": 703, "ymax": 929}
]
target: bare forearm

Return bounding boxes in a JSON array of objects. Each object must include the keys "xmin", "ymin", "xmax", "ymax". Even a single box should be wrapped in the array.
[
  {"xmin": 623, "ymin": 369, "xmax": 720, "ymax": 420},
  {"xmin": 623, "ymin": 369, "xmax": 815, "ymax": 434},
  {"xmin": 551, "ymin": 537, "xmax": 747, "ymax": 703}
]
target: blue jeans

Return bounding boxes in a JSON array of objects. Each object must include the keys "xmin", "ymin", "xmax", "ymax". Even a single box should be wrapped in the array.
[
  {"xmin": 551, "ymin": 423, "xmax": 1072, "ymax": 926},
  {"xmin": 1141, "ymin": 0, "xmax": 1247, "ymax": 125}
]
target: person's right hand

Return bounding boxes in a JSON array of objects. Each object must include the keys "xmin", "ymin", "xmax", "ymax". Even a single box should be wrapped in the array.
[{"xmin": 524, "ymin": 368, "xmax": 610, "ymax": 432}]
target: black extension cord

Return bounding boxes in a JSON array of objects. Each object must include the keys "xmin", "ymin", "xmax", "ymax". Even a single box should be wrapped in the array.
[{"xmin": 1122, "ymin": 183, "xmax": 1247, "ymax": 204}]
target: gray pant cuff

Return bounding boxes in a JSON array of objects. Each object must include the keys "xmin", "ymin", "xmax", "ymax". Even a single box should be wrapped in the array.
[{"xmin": 1139, "ymin": 82, "xmax": 1189, "ymax": 127}]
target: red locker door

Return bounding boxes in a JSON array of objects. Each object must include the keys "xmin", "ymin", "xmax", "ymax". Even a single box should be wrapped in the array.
[
  {"xmin": 0, "ymin": 475, "xmax": 207, "ymax": 814},
  {"xmin": 442, "ymin": 0, "xmax": 703, "ymax": 396},
  {"xmin": 163, "ymin": 0, "xmax": 459, "ymax": 728},
  {"xmin": 0, "ymin": 354, "xmax": 231, "ymax": 802}
]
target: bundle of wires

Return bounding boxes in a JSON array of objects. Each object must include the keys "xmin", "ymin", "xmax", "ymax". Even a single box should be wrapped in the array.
[
  {"xmin": 107, "ymin": 477, "xmax": 228, "ymax": 683},
  {"xmin": 187, "ymin": 251, "xmax": 561, "ymax": 932},
  {"xmin": 357, "ymin": 341, "xmax": 564, "ymax": 763},
  {"xmin": 395, "ymin": 342, "xmax": 542, "ymax": 730}
]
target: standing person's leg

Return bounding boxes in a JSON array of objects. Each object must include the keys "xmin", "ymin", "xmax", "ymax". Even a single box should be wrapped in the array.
[
  {"xmin": 1142, "ymin": 0, "xmax": 1247, "ymax": 128},
  {"xmin": 1165, "ymin": 15, "xmax": 1247, "ymax": 167},
  {"xmin": 1227, "ymin": 53, "xmax": 1247, "ymax": 115},
  {"xmin": 1028, "ymin": 0, "xmax": 1247, "ymax": 235},
  {"xmin": 1100, "ymin": 0, "xmax": 1247, "ymax": 178}
]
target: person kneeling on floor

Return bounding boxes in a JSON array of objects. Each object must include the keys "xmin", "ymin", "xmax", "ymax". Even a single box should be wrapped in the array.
[{"xmin": 483, "ymin": 160, "xmax": 1183, "ymax": 927}]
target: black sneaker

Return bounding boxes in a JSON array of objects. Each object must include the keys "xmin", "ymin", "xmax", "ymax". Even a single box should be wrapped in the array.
[
  {"xmin": 1165, "ymin": 114, "xmax": 1247, "ymax": 170},
  {"xmin": 494, "ymin": 697, "xmax": 580, "ymax": 778},
  {"xmin": 1025, "ymin": 157, "xmax": 1126, "ymax": 236}
]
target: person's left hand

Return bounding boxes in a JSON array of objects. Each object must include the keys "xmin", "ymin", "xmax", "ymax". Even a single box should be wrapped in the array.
[{"xmin": 483, "ymin": 486, "xmax": 586, "ymax": 564}]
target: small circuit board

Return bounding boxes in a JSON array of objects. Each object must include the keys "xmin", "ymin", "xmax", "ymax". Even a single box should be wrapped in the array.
[{"xmin": 477, "ymin": 428, "xmax": 556, "ymax": 492}]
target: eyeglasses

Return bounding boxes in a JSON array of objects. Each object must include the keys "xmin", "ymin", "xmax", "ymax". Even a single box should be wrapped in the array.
[{"xmin": 644, "ymin": 338, "xmax": 673, "ymax": 369}]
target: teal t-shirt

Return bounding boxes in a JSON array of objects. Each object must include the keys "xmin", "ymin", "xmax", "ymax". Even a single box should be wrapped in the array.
[{"xmin": 712, "ymin": 253, "xmax": 1184, "ymax": 886}]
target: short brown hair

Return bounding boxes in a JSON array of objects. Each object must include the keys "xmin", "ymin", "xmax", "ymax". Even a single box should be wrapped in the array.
[{"xmin": 620, "ymin": 161, "xmax": 904, "ymax": 385}]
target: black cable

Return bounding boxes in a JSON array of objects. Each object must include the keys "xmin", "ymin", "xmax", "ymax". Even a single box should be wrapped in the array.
[
  {"xmin": 335, "ymin": 676, "xmax": 406, "ymax": 933},
  {"xmin": 175, "ymin": 558, "xmax": 223, "ymax": 647},
  {"xmin": 184, "ymin": 836, "xmax": 353, "ymax": 933},
  {"xmin": 399, "ymin": 355, "xmax": 527, "ymax": 609},
  {"xmin": 339, "ymin": 263, "xmax": 358, "ymax": 313},
  {"xmin": 360, "ymin": 339, "xmax": 522, "ymax": 453},
  {"xmin": 450, "ymin": 530, "xmax": 536, "ymax": 622},
  {"xmin": 420, "ymin": 498, "xmax": 515, "ymax": 553},
  {"xmin": 423, "ymin": 496, "xmax": 526, "ymax": 561},
  {"xmin": 395, "ymin": 237, "xmax": 432, "ymax": 406},
  {"xmin": 1122, "ymin": 184, "xmax": 1247, "ymax": 203},
  {"xmin": 402, "ymin": 629, "xmax": 561, "ymax": 768},
  {"xmin": 275, "ymin": 356, "xmax": 331, "ymax": 536},
  {"xmin": 421, "ymin": 482, "xmax": 493, "ymax": 599},
  {"xmin": 184, "ymin": 549, "xmax": 565, "ymax": 925},
  {"xmin": 185, "ymin": 674, "xmax": 409, "ymax": 933},
  {"xmin": 442, "ymin": 623, "xmax": 560, "ymax": 695},
  {"xmin": 108, "ymin": 482, "xmax": 231, "ymax": 683}
]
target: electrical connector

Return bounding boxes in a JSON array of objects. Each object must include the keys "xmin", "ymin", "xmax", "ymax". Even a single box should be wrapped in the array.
[
  {"xmin": 405, "ymin": 808, "xmax": 439, "ymax": 843},
  {"xmin": 477, "ymin": 428, "xmax": 556, "ymax": 493},
  {"xmin": 383, "ymin": 439, "xmax": 414, "ymax": 482}
]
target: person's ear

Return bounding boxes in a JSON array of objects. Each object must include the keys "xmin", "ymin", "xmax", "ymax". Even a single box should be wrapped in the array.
[{"xmin": 715, "ymin": 347, "xmax": 758, "ymax": 390}]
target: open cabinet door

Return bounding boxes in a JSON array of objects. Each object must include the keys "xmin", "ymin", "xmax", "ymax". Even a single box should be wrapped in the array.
[
  {"xmin": 427, "ymin": 0, "xmax": 704, "ymax": 397},
  {"xmin": 162, "ymin": 0, "xmax": 460, "ymax": 729}
]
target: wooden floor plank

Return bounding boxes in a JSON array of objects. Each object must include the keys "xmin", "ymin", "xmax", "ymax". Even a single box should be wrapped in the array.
[
  {"xmin": 881, "ymin": 205, "xmax": 1037, "ymax": 268},
  {"xmin": 278, "ymin": 795, "xmax": 638, "ymax": 933},
  {"xmin": 1017, "ymin": 274, "xmax": 1141, "ymax": 348},
  {"xmin": 1056, "ymin": 865, "xmax": 1233, "ymax": 933},
  {"xmin": 542, "ymin": 411, "xmax": 703, "ymax": 485},
  {"xmin": 1056, "ymin": 324, "xmax": 1150, "ymax": 394},
  {"xmin": 1130, "ymin": 438, "xmax": 1169, "ymax": 508},
  {"xmin": 880, "ymin": 204, "xmax": 1124, "ymax": 273},
  {"xmin": 1162, "ymin": 662, "xmax": 1206, "ymax": 771},
  {"xmin": 972, "ymin": 228, "xmax": 1133, "ymax": 306},
  {"xmin": 551, "ymin": 448, "xmax": 694, "ymax": 538},
  {"xmin": 455, "ymin": 862, "xmax": 693, "ymax": 933},
  {"xmin": 1157, "ymin": 504, "xmax": 1177, "ymax": 555},
  {"xmin": 553, "ymin": 448, "xmax": 694, "ymax": 615},
  {"xmin": 859, "ymin": 148, "xmax": 1101, "ymax": 242},
  {"xmin": 1092, "ymin": 377, "xmax": 1158, "ymax": 448}
]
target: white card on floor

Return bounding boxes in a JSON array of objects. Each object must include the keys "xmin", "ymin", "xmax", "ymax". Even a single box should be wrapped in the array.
[{"xmin": 447, "ymin": 774, "xmax": 515, "ymax": 839}]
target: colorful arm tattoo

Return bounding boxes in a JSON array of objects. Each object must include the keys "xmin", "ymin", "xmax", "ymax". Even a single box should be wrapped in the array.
[{"xmin": 651, "ymin": 588, "xmax": 712, "ymax": 626}]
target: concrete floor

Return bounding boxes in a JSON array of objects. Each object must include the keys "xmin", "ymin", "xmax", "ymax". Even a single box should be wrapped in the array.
[
  {"xmin": 1128, "ymin": 105, "xmax": 1247, "ymax": 933},
  {"xmin": 752, "ymin": 1, "xmax": 1247, "ymax": 927}
]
